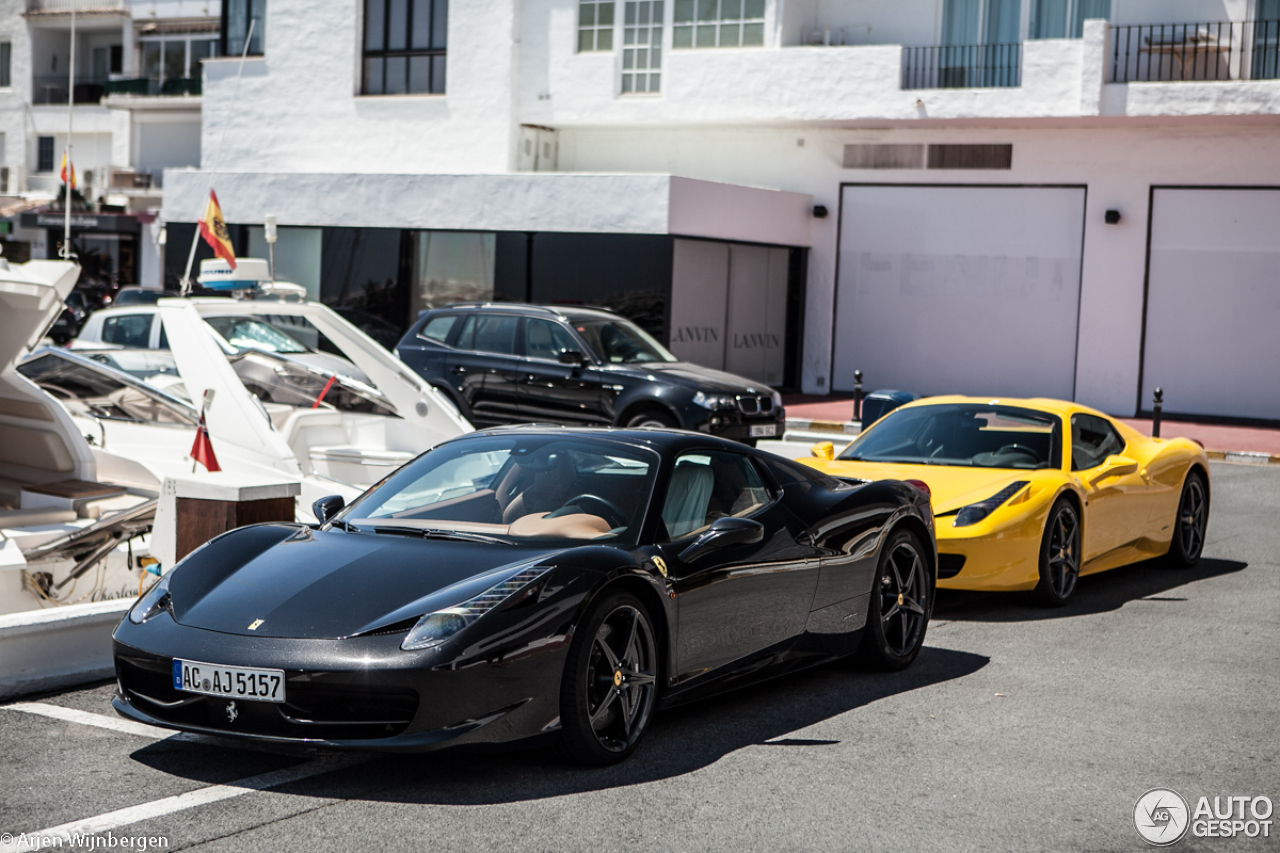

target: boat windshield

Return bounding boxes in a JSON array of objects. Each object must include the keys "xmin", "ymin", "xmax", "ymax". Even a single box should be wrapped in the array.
[
  {"xmin": 229, "ymin": 349, "xmax": 398, "ymax": 417},
  {"xmin": 839, "ymin": 403, "xmax": 1062, "ymax": 470},
  {"xmin": 18, "ymin": 351, "xmax": 197, "ymax": 425},
  {"xmin": 205, "ymin": 316, "xmax": 310, "ymax": 354},
  {"xmin": 341, "ymin": 435, "xmax": 659, "ymax": 546}
]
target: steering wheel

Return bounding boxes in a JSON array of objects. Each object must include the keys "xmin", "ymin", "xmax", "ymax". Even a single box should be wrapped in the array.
[
  {"xmin": 561, "ymin": 494, "xmax": 627, "ymax": 528},
  {"xmin": 996, "ymin": 444, "xmax": 1040, "ymax": 462}
]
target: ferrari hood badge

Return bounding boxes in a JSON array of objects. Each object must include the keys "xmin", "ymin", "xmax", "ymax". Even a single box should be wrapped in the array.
[
  {"xmin": 248, "ymin": 619, "xmax": 264, "ymax": 631},
  {"xmin": 652, "ymin": 556, "xmax": 668, "ymax": 577}
]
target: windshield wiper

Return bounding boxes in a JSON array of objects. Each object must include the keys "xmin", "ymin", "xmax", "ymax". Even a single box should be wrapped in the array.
[{"xmin": 420, "ymin": 528, "xmax": 511, "ymax": 545}]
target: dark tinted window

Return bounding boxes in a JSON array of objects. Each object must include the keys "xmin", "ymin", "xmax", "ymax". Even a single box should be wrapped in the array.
[
  {"xmin": 101, "ymin": 314, "xmax": 153, "ymax": 348},
  {"xmin": 419, "ymin": 314, "xmax": 458, "ymax": 344},
  {"xmin": 1070, "ymin": 414, "xmax": 1125, "ymax": 471},
  {"xmin": 840, "ymin": 403, "xmax": 1061, "ymax": 470},
  {"xmin": 457, "ymin": 313, "xmax": 517, "ymax": 355},
  {"xmin": 523, "ymin": 318, "xmax": 579, "ymax": 360},
  {"xmin": 113, "ymin": 289, "xmax": 165, "ymax": 306}
]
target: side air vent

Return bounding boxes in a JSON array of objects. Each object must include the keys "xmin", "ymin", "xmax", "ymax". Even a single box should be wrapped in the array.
[{"xmin": 927, "ymin": 143, "xmax": 1013, "ymax": 170}]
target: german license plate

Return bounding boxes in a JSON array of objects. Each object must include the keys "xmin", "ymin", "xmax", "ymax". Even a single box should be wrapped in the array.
[
  {"xmin": 750, "ymin": 424, "xmax": 778, "ymax": 438},
  {"xmin": 174, "ymin": 659, "xmax": 285, "ymax": 703}
]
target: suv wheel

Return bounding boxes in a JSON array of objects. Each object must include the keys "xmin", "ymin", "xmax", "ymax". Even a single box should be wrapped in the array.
[{"xmin": 625, "ymin": 409, "xmax": 677, "ymax": 430}]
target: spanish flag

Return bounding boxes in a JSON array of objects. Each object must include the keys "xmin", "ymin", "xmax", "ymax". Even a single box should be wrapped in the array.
[
  {"xmin": 59, "ymin": 149, "xmax": 75, "ymax": 189},
  {"xmin": 198, "ymin": 190, "xmax": 237, "ymax": 270}
]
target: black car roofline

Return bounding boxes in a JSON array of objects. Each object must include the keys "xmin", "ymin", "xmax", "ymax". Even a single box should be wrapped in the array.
[{"xmin": 427, "ymin": 302, "xmax": 620, "ymax": 320}]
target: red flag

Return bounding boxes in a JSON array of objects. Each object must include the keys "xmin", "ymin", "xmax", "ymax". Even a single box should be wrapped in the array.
[{"xmin": 190, "ymin": 413, "xmax": 221, "ymax": 472}]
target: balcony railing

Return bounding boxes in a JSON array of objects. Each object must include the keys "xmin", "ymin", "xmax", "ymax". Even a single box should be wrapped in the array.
[
  {"xmin": 32, "ymin": 76, "xmax": 104, "ymax": 104},
  {"xmin": 1111, "ymin": 20, "xmax": 1280, "ymax": 82},
  {"xmin": 26, "ymin": 0, "xmax": 126, "ymax": 11},
  {"xmin": 903, "ymin": 43, "xmax": 1022, "ymax": 89},
  {"xmin": 105, "ymin": 77, "xmax": 202, "ymax": 97}
]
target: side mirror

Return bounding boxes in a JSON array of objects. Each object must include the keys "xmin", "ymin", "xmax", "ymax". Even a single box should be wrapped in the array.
[
  {"xmin": 312, "ymin": 494, "xmax": 346, "ymax": 525},
  {"xmin": 558, "ymin": 350, "xmax": 586, "ymax": 367},
  {"xmin": 678, "ymin": 517, "xmax": 765, "ymax": 563},
  {"xmin": 811, "ymin": 441, "xmax": 835, "ymax": 461}
]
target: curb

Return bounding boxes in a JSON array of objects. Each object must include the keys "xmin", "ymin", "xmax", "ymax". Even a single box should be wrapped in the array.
[
  {"xmin": 787, "ymin": 419, "xmax": 1280, "ymax": 465},
  {"xmin": 785, "ymin": 418, "xmax": 860, "ymax": 436}
]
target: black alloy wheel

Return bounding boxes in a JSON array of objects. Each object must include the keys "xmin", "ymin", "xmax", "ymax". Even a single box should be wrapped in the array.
[
  {"xmin": 560, "ymin": 592, "xmax": 658, "ymax": 765},
  {"xmin": 854, "ymin": 528, "xmax": 932, "ymax": 671},
  {"xmin": 1165, "ymin": 471, "xmax": 1208, "ymax": 569},
  {"xmin": 1033, "ymin": 499, "xmax": 1081, "ymax": 607}
]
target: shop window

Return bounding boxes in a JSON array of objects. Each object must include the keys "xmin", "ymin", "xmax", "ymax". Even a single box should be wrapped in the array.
[
  {"xmin": 222, "ymin": 0, "xmax": 266, "ymax": 56},
  {"xmin": 578, "ymin": 1, "xmax": 615, "ymax": 51},
  {"xmin": 412, "ymin": 230, "xmax": 496, "ymax": 312},
  {"xmin": 673, "ymin": 0, "xmax": 763, "ymax": 48},
  {"xmin": 621, "ymin": 0, "xmax": 663, "ymax": 93},
  {"xmin": 363, "ymin": 0, "xmax": 448, "ymax": 95}
]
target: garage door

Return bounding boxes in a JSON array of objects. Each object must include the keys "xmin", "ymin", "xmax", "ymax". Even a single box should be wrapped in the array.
[
  {"xmin": 832, "ymin": 185, "xmax": 1085, "ymax": 399},
  {"xmin": 1142, "ymin": 188, "xmax": 1280, "ymax": 421}
]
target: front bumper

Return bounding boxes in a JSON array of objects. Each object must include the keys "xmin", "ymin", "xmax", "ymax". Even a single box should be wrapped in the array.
[
  {"xmin": 111, "ymin": 615, "xmax": 569, "ymax": 753},
  {"xmin": 687, "ymin": 407, "xmax": 786, "ymax": 441}
]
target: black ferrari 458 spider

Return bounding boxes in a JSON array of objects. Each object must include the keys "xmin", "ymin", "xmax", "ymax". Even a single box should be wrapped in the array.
[{"xmin": 113, "ymin": 427, "xmax": 937, "ymax": 765}]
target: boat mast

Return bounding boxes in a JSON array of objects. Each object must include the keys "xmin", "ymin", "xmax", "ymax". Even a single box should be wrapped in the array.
[{"xmin": 61, "ymin": 0, "xmax": 75, "ymax": 259}]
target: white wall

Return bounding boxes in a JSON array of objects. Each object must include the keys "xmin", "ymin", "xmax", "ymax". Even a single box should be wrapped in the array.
[
  {"xmin": 135, "ymin": 117, "xmax": 200, "ymax": 183},
  {"xmin": 559, "ymin": 122, "xmax": 1280, "ymax": 414}
]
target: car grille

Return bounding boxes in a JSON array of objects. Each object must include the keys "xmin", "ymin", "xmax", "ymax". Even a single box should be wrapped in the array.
[
  {"xmin": 117, "ymin": 655, "xmax": 419, "ymax": 741},
  {"xmin": 736, "ymin": 395, "xmax": 775, "ymax": 416}
]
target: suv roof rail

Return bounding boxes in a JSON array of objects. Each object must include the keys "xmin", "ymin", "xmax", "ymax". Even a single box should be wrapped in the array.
[{"xmin": 429, "ymin": 302, "xmax": 621, "ymax": 318}]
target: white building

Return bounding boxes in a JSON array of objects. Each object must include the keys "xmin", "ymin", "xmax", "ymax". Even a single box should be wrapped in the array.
[
  {"xmin": 161, "ymin": 0, "xmax": 1280, "ymax": 422},
  {"xmin": 0, "ymin": 0, "xmax": 219, "ymax": 289}
]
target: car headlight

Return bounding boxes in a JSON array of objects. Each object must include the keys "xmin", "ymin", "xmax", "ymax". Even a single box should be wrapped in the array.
[
  {"xmin": 693, "ymin": 391, "xmax": 736, "ymax": 411},
  {"xmin": 129, "ymin": 574, "xmax": 172, "ymax": 624},
  {"xmin": 401, "ymin": 565, "xmax": 552, "ymax": 651},
  {"xmin": 953, "ymin": 481, "xmax": 1030, "ymax": 527}
]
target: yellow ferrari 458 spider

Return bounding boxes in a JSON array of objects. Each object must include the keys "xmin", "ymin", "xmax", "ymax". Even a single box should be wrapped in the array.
[{"xmin": 800, "ymin": 397, "xmax": 1210, "ymax": 606}]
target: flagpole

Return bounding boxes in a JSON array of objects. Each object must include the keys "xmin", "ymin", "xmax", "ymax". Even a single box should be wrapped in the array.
[
  {"xmin": 179, "ymin": 19, "xmax": 256, "ymax": 295},
  {"xmin": 60, "ymin": 1, "xmax": 75, "ymax": 260}
]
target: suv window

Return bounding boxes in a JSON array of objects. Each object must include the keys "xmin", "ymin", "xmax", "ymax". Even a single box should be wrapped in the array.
[
  {"xmin": 660, "ymin": 451, "xmax": 771, "ymax": 540},
  {"xmin": 419, "ymin": 314, "xmax": 458, "ymax": 344},
  {"xmin": 101, "ymin": 314, "xmax": 153, "ymax": 348},
  {"xmin": 455, "ymin": 314, "xmax": 518, "ymax": 356},
  {"xmin": 523, "ymin": 318, "xmax": 580, "ymax": 361},
  {"xmin": 1071, "ymin": 414, "xmax": 1125, "ymax": 471}
]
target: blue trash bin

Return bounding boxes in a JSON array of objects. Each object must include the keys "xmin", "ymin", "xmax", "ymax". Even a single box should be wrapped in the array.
[{"xmin": 860, "ymin": 390, "xmax": 920, "ymax": 427}]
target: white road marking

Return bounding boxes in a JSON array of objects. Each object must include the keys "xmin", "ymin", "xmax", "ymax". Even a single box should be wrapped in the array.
[
  {"xmin": 0, "ymin": 754, "xmax": 366, "ymax": 853},
  {"xmin": 4, "ymin": 702, "xmax": 176, "ymax": 739}
]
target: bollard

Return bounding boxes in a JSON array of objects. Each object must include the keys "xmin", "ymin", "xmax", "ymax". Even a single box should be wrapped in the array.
[
  {"xmin": 853, "ymin": 370, "xmax": 863, "ymax": 422},
  {"xmin": 1152, "ymin": 387, "xmax": 1163, "ymax": 439}
]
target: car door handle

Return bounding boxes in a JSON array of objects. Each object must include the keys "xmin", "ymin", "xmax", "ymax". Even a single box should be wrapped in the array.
[{"xmin": 450, "ymin": 366, "xmax": 466, "ymax": 375}]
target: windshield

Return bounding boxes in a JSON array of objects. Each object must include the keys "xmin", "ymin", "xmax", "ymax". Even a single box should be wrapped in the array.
[
  {"xmin": 572, "ymin": 319, "xmax": 677, "ymax": 365},
  {"xmin": 205, "ymin": 317, "xmax": 309, "ymax": 354},
  {"xmin": 230, "ymin": 349, "xmax": 397, "ymax": 417},
  {"xmin": 18, "ymin": 352, "xmax": 196, "ymax": 425},
  {"xmin": 341, "ymin": 435, "xmax": 658, "ymax": 546},
  {"xmin": 840, "ymin": 403, "xmax": 1062, "ymax": 470}
]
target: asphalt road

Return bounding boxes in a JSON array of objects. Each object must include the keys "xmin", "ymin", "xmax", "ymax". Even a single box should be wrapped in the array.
[{"xmin": 2, "ymin": 460, "xmax": 1277, "ymax": 853}]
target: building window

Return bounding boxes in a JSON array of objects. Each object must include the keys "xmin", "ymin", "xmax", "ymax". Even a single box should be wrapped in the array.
[
  {"xmin": 140, "ymin": 37, "xmax": 219, "ymax": 93},
  {"xmin": 222, "ymin": 0, "xmax": 266, "ymax": 56},
  {"xmin": 673, "ymin": 0, "xmax": 763, "ymax": 48},
  {"xmin": 0, "ymin": 43, "xmax": 10, "ymax": 88},
  {"xmin": 38, "ymin": 137, "xmax": 55, "ymax": 173},
  {"xmin": 1030, "ymin": 0, "xmax": 1110, "ymax": 39},
  {"xmin": 578, "ymin": 1, "xmax": 615, "ymax": 51},
  {"xmin": 621, "ymin": 1, "xmax": 662, "ymax": 93},
  {"xmin": 363, "ymin": 0, "xmax": 448, "ymax": 95}
]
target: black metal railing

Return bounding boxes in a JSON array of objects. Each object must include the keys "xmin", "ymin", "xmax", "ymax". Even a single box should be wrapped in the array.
[
  {"xmin": 104, "ymin": 77, "xmax": 202, "ymax": 96},
  {"xmin": 1111, "ymin": 20, "xmax": 1280, "ymax": 82},
  {"xmin": 903, "ymin": 43, "xmax": 1022, "ymax": 89},
  {"xmin": 32, "ymin": 76, "xmax": 105, "ymax": 104}
]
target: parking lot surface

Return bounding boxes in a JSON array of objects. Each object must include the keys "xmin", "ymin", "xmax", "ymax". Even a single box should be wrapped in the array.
[{"xmin": 2, "ymin": 460, "xmax": 1277, "ymax": 853}]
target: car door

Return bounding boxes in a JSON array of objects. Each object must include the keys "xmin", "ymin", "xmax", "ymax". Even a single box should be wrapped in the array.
[
  {"xmin": 516, "ymin": 317, "xmax": 608, "ymax": 425},
  {"xmin": 396, "ymin": 313, "xmax": 461, "ymax": 387},
  {"xmin": 447, "ymin": 313, "xmax": 522, "ymax": 427},
  {"xmin": 656, "ymin": 450, "xmax": 820, "ymax": 682},
  {"xmin": 1071, "ymin": 413, "xmax": 1152, "ymax": 563}
]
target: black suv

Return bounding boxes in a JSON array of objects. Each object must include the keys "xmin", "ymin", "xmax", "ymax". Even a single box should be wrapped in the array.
[{"xmin": 396, "ymin": 304, "xmax": 784, "ymax": 444}]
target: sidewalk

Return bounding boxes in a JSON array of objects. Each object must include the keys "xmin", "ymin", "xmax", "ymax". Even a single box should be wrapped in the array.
[{"xmin": 782, "ymin": 395, "xmax": 1280, "ymax": 463}]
